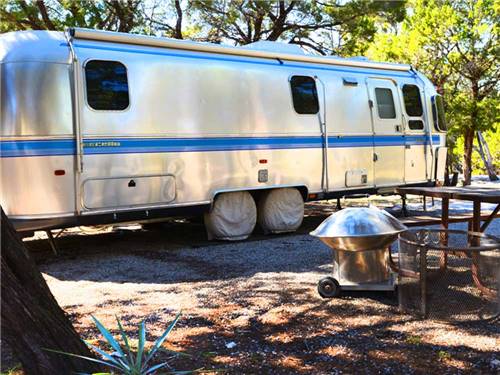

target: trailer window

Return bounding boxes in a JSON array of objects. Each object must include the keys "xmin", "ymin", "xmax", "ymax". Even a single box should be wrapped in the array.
[
  {"xmin": 408, "ymin": 120, "xmax": 424, "ymax": 130},
  {"xmin": 402, "ymin": 84, "xmax": 423, "ymax": 117},
  {"xmin": 85, "ymin": 60, "xmax": 129, "ymax": 111},
  {"xmin": 432, "ymin": 95, "xmax": 447, "ymax": 131},
  {"xmin": 375, "ymin": 88, "xmax": 396, "ymax": 119},
  {"xmin": 290, "ymin": 76, "xmax": 319, "ymax": 114}
]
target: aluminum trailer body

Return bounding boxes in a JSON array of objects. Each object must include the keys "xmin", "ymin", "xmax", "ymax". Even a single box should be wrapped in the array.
[{"xmin": 0, "ymin": 29, "xmax": 448, "ymax": 232}]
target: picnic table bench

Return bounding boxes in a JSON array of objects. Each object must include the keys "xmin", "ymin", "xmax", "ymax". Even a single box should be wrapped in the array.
[
  {"xmin": 396, "ymin": 186, "xmax": 500, "ymax": 233},
  {"xmin": 400, "ymin": 212, "xmax": 500, "ymax": 228}
]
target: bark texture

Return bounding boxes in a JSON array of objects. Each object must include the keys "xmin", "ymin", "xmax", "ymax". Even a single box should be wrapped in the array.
[
  {"xmin": 1, "ymin": 207, "xmax": 99, "ymax": 374},
  {"xmin": 476, "ymin": 131, "xmax": 498, "ymax": 181},
  {"xmin": 462, "ymin": 127, "xmax": 474, "ymax": 186}
]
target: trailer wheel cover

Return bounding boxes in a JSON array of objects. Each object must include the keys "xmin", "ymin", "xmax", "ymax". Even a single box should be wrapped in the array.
[
  {"xmin": 258, "ymin": 188, "xmax": 304, "ymax": 234},
  {"xmin": 204, "ymin": 191, "xmax": 256, "ymax": 241}
]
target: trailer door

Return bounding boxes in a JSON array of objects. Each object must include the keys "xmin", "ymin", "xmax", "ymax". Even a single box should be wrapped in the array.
[
  {"xmin": 366, "ymin": 78, "xmax": 405, "ymax": 187},
  {"xmin": 400, "ymin": 84, "xmax": 427, "ymax": 182},
  {"xmin": 289, "ymin": 75, "xmax": 328, "ymax": 192}
]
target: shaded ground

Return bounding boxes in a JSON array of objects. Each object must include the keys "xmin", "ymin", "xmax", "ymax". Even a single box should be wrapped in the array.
[{"xmin": 2, "ymin": 194, "xmax": 500, "ymax": 374}]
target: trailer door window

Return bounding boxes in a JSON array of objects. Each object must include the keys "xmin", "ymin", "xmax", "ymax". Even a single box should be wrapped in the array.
[
  {"xmin": 85, "ymin": 60, "xmax": 129, "ymax": 111},
  {"xmin": 290, "ymin": 76, "xmax": 319, "ymax": 114},
  {"xmin": 402, "ymin": 84, "xmax": 423, "ymax": 117},
  {"xmin": 408, "ymin": 120, "xmax": 424, "ymax": 130},
  {"xmin": 375, "ymin": 88, "xmax": 396, "ymax": 119}
]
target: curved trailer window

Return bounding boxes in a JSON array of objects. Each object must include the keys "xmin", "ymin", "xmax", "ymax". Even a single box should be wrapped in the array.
[
  {"xmin": 85, "ymin": 60, "xmax": 129, "ymax": 111},
  {"xmin": 290, "ymin": 76, "xmax": 319, "ymax": 114},
  {"xmin": 432, "ymin": 95, "xmax": 447, "ymax": 132}
]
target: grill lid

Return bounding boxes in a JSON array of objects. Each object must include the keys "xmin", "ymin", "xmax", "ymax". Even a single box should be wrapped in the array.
[{"xmin": 310, "ymin": 206, "xmax": 407, "ymax": 251}]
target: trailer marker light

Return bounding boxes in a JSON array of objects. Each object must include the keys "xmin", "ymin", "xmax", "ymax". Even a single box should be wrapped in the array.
[
  {"xmin": 308, "ymin": 193, "xmax": 317, "ymax": 199},
  {"xmin": 259, "ymin": 159, "xmax": 267, "ymax": 164},
  {"xmin": 54, "ymin": 170, "xmax": 65, "ymax": 176}
]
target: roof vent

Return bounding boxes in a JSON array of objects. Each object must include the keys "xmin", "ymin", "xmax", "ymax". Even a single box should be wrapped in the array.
[
  {"xmin": 350, "ymin": 56, "xmax": 371, "ymax": 61},
  {"xmin": 240, "ymin": 41, "xmax": 306, "ymax": 55},
  {"xmin": 323, "ymin": 55, "xmax": 371, "ymax": 62}
]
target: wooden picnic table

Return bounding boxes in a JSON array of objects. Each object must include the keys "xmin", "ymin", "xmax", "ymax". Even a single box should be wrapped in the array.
[
  {"xmin": 396, "ymin": 186, "xmax": 500, "ymax": 299},
  {"xmin": 396, "ymin": 186, "xmax": 500, "ymax": 233}
]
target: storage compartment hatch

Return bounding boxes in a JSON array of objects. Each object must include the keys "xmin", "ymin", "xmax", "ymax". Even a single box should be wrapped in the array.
[{"xmin": 82, "ymin": 174, "xmax": 176, "ymax": 209}]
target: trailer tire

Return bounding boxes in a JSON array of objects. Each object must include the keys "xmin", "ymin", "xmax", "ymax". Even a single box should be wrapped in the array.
[
  {"xmin": 204, "ymin": 191, "xmax": 256, "ymax": 241},
  {"xmin": 257, "ymin": 188, "xmax": 304, "ymax": 234}
]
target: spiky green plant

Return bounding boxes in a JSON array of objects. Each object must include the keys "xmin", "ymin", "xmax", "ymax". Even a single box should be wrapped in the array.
[{"xmin": 46, "ymin": 312, "xmax": 191, "ymax": 375}]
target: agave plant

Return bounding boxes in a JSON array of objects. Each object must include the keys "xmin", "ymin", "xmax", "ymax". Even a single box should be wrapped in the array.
[{"xmin": 47, "ymin": 312, "xmax": 191, "ymax": 375}]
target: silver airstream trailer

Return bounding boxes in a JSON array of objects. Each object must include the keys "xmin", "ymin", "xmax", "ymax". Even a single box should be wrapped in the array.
[{"xmin": 0, "ymin": 28, "xmax": 447, "ymax": 238}]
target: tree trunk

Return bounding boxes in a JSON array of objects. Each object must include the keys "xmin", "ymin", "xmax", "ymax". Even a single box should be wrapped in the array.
[
  {"xmin": 1, "ymin": 207, "xmax": 100, "ymax": 374},
  {"xmin": 444, "ymin": 140, "xmax": 453, "ymax": 186},
  {"xmin": 444, "ymin": 161, "xmax": 451, "ymax": 186},
  {"xmin": 463, "ymin": 127, "xmax": 474, "ymax": 186},
  {"xmin": 476, "ymin": 131, "xmax": 498, "ymax": 181},
  {"xmin": 463, "ymin": 80, "xmax": 481, "ymax": 186},
  {"xmin": 174, "ymin": 0, "xmax": 183, "ymax": 39}
]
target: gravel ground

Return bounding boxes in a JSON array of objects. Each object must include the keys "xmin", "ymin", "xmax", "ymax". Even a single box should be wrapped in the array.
[{"xmin": 2, "ymin": 191, "xmax": 500, "ymax": 374}]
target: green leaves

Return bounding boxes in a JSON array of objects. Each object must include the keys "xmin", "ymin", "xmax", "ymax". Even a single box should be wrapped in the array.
[
  {"xmin": 188, "ymin": 0, "xmax": 406, "ymax": 55},
  {"xmin": 91, "ymin": 315, "xmax": 126, "ymax": 359},
  {"xmin": 0, "ymin": 0, "xmax": 144, "ymax": 33},
  {"xmin": 1, "ymin": 0, "xmax": 406, "ymax": 57},
  {"xmin": 367, "ymin": 0, "xmax": 499, "ymax": 181},
  {"xmin": 143, "ymin": 313, "xmax": 182, "ymax": 368}
]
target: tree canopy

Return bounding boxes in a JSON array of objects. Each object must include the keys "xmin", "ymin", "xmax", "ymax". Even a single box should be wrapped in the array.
[
  {"xmin": 0, "ymin": 0, "xmax": 406, "ymax": 55},
  {"xmin": 0, "ymin": 0, "xmax": 143, "ymax": 32}
]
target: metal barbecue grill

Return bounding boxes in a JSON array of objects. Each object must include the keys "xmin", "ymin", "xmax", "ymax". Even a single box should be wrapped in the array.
[{"xmin": 310, "ymin": 206, "xmax": 407, "ymax": 298}]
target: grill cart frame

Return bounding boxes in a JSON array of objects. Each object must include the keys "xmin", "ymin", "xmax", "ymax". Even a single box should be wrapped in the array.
[{"xmin": 311, "ymin": 206, "xmax": 407, "ymax": 298}]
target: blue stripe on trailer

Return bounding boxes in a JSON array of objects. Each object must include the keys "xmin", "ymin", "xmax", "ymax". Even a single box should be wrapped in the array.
[
  {"xmin": 405, "ymin": 135, "xmax": 438, "ymax": 145},
  {"xmin": 0, "ymin": 139, "xmax": 76, "ymax": 157},
  {"xmin": 82, "ymin": 136, "xmax": 322, "ymax": 155},
  {"xmin": 0, "ymin": 135, "xmax": 441, "ymax": 157}
]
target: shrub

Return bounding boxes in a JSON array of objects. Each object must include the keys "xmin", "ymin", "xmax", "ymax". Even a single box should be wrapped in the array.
[{"xmin": 47, "ymin": 313, "xmax": 192, "ymax": 374}]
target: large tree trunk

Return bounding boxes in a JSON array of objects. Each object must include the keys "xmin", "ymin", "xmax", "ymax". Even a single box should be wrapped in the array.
[
  {"xmin": 463, "ymin": 127, "xmax": 474, "ymax": 186},
  {"xmin": 476, "ymin": 131, "xmax": 498, "ymax": 181},
  {"xmin": 463, "ymin": 81, "xmax": 481, "ymax": 186},
  {"xmin": 1, "ymin": 207, "xmax": 100, "ymax": 374}
]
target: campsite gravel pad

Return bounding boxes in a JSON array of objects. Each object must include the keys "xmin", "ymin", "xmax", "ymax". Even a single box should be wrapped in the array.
[{"xmin": 2, "ymin": 199, "xmax": 500, "ymax": 374}]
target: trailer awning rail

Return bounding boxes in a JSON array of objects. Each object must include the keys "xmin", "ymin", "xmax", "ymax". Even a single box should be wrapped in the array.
[{"xmin": 69, "ymin": 28, "xmax": 412, "ymax": 72}]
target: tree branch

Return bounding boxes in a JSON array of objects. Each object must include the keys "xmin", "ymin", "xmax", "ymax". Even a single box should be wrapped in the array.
[
  {"xmin": 19, "ymin": 0, "xmax": 43, "ymax": 29},
  {"xmin": 36, "ymin": 0, "xmax": 56, "ymax": 30},
  {"xmin": 290, "ymin": 39, "xmax": 328, "ymax": 55}
]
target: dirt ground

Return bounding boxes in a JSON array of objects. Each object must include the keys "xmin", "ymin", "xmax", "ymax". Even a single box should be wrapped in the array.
[{"xmin": 2, "ymin": 196, "xmax": 500, "ymax": 374}]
